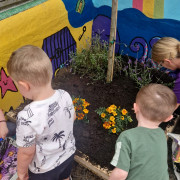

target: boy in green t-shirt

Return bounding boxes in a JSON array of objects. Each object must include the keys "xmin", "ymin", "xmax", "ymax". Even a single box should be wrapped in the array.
[{"xmin": 109, "ymin": 84, "xmax": 177, "ymax": 180}]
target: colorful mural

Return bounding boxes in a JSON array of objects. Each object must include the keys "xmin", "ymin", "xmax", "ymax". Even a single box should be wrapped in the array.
[
  {"xmin": 1, "ymin": 0, "xmax": 180, "ymax": 112},
  {"xmin": 0, "ymin": 0, "xmax": 92, "ymax": 112}
]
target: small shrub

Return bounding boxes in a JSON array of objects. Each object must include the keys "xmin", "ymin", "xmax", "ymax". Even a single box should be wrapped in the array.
[
  {"xmin": 70, "ymin": 35, "xmax": 121, "ymax": 81},
  {"xmin": 96, "ymin": 105, "xmax": 133, "ymax": 135}
]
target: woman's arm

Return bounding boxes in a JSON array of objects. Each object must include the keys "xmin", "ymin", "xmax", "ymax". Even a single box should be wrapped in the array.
[{"xmin": 0, "ymin": 109, "xmax": 8, "ymax": 139}]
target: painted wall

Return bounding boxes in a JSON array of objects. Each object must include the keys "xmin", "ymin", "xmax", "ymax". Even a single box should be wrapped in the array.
[{"xmin": 1, "ymin": 0, "xmax": 180, "ymax": 112}]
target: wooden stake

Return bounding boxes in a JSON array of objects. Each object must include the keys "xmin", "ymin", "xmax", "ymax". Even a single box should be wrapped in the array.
[{"xmin": 106, "ymin": 0, "xmax": 118, "ymax": 83}]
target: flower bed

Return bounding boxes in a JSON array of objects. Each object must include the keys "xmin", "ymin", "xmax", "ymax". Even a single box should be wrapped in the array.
[
  {"xmin": 53, "ymin": 69, "xmax": 178, "ymax": 180},
  {"xmin": 53, "ymin": 70, "xmax": 139, "ymax": 170}
]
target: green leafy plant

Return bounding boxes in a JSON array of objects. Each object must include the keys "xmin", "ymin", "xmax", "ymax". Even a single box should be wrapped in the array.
[
  {"xmin": 95, "ymin": 104, "xmax": 133, "ymax": 134},
  {"xmin": 72, "ymin": 97, "xmax": 90, "ymax": 123},
  {"xmin": 70, "ymin": 34, "xmax": 121, "ymax": 81},
  {"xmin": 119, "ymin": 57, "xmax": 174, "ymax": 89}
]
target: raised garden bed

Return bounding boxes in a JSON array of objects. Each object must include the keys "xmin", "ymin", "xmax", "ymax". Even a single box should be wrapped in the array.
[{"xmin": 52, "ymin": 68, "xmax": 179, "ymax": 179}]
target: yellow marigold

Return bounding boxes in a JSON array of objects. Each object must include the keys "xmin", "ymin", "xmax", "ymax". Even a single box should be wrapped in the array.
[
  {"xmin": 110, "ymin": 116, "xmax": 115, "ymax": 121},
  {"xmin": 106, "ymin": 107, "xmax": 114, "ymax": 113},
  {"xmin": 122, "ymin": 109, "xmax": 128, "ymax": 115},
  {"xmin": 106, "ymin": 107, "xmax": 110, "ymax": 113},
  {"xmin": 121, "ymin": 116, "xmax": 124, "ymax": 120},
  {"xmin": 109, "ymin": 107, "xmax": 114, "ymax": 113},
  {"xmin": 112, "ymin": 128, "xmax": 116, "ymax": 133},
  {"xmin": 110, "ymin": 104, "xmax": 117, "ymax": 109},
  {"xmin": 113, "ymin": 111, "xmax": 117, "ymax": 116},
  {"xmin": 101, "ymin": 113, "xmax": 106, "ymax": 118},
  {"xmin": 111, "ymin": 122, "xmax": 116, "ymax": 126},
  {"xmin": 83, "ymin": 109, "xmax": 89, "ymax": 114}
]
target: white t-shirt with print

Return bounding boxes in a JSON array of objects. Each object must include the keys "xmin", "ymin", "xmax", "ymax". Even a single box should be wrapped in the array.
[{"xmin": 16, "ymin": 90, "xmax": 76, "ymax": 173}]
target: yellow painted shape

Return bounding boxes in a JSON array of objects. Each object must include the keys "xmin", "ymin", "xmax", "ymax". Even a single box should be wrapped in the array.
[
  {"xmin": 0, "ymin": 0, "xmax": 93, "ymax": 111},
  {"xmin": 143, "ymin": 0, "xmax": 155, "ymax": 18}
]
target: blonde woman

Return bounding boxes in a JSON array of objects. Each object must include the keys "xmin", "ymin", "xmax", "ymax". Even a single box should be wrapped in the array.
[
  {"xmin": 152, "ymin": 37, "xmax": 180, "ymax": 106},
  {"xmin": 152, "ymin": 37, "xmax": 180, "ymax": 178}
]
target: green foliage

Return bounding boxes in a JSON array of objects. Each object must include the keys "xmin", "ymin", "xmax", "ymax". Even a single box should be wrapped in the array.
[
  {"xmin": 70, "ymin": 34, "xmax": 174, "ymax": 88},
  {"xmin": 70, "ymin": 35, "xmax": 121, "ymax": 81},
  {"xmin": 119, "ymin": 57, "xmax": 175, "ymax": 89}
]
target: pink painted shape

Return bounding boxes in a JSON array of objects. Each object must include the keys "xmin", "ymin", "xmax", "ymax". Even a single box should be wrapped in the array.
[
  {"xmin": 0, "ymin": 68, "xmax": 18, "ymax": 98},
  {"xmin": 133, "ymin": 0, "xmax": 143, "ymax": 11}
]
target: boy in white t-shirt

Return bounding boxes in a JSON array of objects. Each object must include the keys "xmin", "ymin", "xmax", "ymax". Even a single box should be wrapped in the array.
[{"xmin": 6, "ymin": 45, "xmax": 76, "ymax": 180}]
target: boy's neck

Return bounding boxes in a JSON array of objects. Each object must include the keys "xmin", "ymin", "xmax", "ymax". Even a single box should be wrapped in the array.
[
  {"xmin": 137, "ymin": 120, "xmax": 160, "ymax": 129},
  {"xmin": 31, "ymin": 83, "xmax": 55, "ymax": 101},
  {"xmin": 136, "ymin": 114, "xmax": 160, "ymax": 129}
]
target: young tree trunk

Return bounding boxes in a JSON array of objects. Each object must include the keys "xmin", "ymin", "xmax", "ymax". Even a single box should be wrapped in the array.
[{"xmin": 106, "ymin": 0, "xmax": 118, "ymax": 83}]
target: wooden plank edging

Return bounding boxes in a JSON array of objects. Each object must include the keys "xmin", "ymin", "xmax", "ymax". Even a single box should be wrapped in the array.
[{"xmin": 74, "ymin": 154, "xmax": 110, "ymax": 180}]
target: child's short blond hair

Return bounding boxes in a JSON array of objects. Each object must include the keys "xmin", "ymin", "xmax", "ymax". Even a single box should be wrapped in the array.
[
  {"xmin": 136, "ymin": 84, "xmax": 177, "ymax": 122},
  {"xmin": 7, "ymin": 45, "xmax": 53, "ymax": 86},
  {"xmin": 152, "ymin": 37, "xmax": 180, "ymax": 62}
]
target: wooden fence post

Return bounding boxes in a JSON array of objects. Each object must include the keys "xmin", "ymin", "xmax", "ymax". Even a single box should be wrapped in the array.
[{"xmin": 106, "ymin": 0, "xmax": 118, "ymax": 83}]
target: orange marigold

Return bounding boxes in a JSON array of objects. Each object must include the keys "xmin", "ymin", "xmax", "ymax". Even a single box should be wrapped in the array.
[
  {"xmin": 103, "ymin": 122, "xmax": 111, "ymax": 129},
  {"xmin": 77, "ymin": 113, "xmax": 85, "ymax": 120}
]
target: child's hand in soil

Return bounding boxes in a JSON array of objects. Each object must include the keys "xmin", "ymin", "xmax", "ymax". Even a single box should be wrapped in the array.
[{"xmin": 0, "ymin": 109, "xmax": 8, "ymax": 139}]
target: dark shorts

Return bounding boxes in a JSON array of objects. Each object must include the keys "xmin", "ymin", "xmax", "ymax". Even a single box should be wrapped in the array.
[{"xmin": 28, "ymin": 154, "xmax": 74, "ymax": 180}]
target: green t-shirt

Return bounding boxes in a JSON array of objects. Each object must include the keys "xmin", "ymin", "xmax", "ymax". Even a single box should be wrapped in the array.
[{"xmin": 111, "ymin": 127, "xmax": 169, "ymax": 180}]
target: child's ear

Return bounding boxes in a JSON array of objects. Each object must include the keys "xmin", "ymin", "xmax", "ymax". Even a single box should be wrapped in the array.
[
  {"xmin": 133, "ymin": 103, "xmax": 139, "ymax": 113},
  {"xmin": 18, "ymin": 81, "xmax": 30, "ymax": 91},
  {"xmin": 163, "ymin": 115, "xmax": 173, "ymax": 122},
  {"xmin": 164, "ymin": 59, "xmax": 173, "ymax": 65}
]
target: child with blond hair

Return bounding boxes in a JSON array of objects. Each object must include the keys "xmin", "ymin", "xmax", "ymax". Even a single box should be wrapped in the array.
[
  {"xmin": 152, "ymin": 37, "xmax": 180, "ymax": 104},
  {"xmin": 6, "ymin": 45, "xmax": 75, "ymax": 180},
  {"xmin": 109, "ymin": 83, "xmax": 177, "ymax": 180}
]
